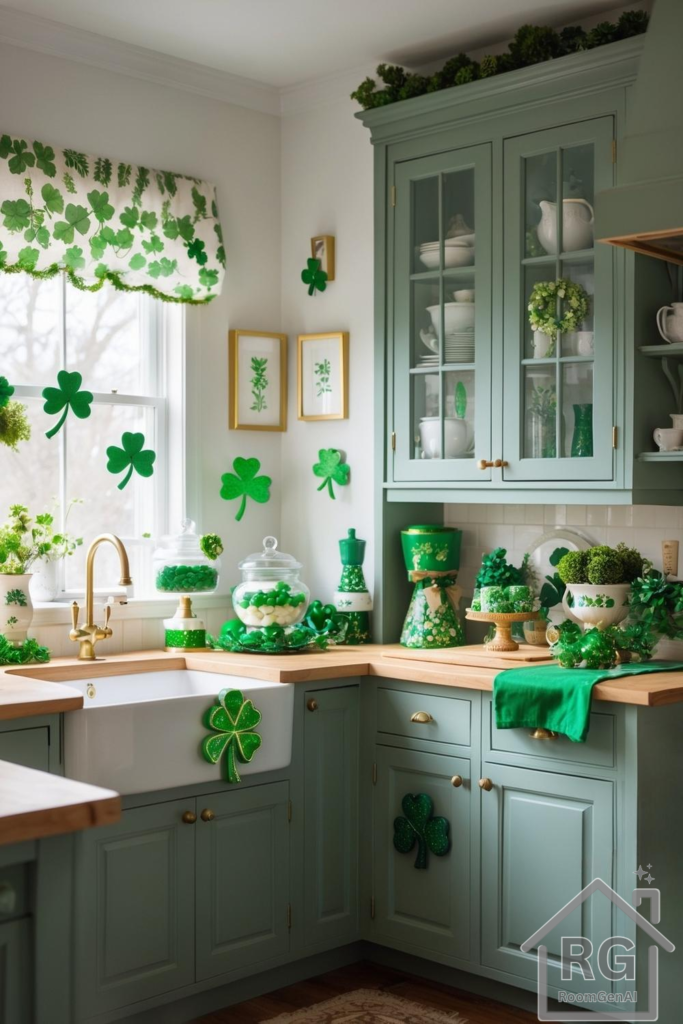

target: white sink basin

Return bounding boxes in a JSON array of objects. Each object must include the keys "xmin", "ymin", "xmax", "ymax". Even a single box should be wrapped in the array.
[{"xmin": 63, "ymin": 670, "xmax": 294, "ymax": 795}]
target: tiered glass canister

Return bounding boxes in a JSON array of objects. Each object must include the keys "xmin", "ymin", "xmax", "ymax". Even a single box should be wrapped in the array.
[
  {"xmin": 232, "ymin": 537, "xmax": 310, "ymax": 630},
  {"xmin": 153, "ymin": 520, "xmax": 220, "ymax": 651},
  {"xmin": 400, "ymin": 525, "xmax": 464, "ymax": 648}
]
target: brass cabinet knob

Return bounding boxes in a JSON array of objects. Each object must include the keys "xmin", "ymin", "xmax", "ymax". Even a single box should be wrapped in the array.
[
  {"xmin": 200, "ymin": 808, "xmax": 215, "ymax": 822},
  {"xmin": 477, "ymin": 459, "xmax": 509, "ymax": 470},
  {"xmin": 478, "ymin": 778, "xmax": 494, "ymax": 792},
  {"xmin": 181, "ymin": 811, "xmax": 197, "ymax": 824},
  {"xmin": 451, "ymin": 775, "xmax": 463, "ymax": 788},
  {"xmin": 306, "ymin": 698, "xmax": 319, "ymax": 712},
  {"xmin": 410, "ymin": 711, "xmax": 434, "ymax": 724},
  {"xmin": 529, "ymin": 727, "xmax": 558, "ymax": 740}
]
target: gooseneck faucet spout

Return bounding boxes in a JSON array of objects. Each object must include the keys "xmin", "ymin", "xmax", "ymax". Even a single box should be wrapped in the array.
[{"xmin": 70, "ymin": 534, "xmax": 133, "ymax": 661}]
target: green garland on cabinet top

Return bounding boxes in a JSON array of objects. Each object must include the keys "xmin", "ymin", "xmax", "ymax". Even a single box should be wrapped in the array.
[{"xmin": 351, "ymin": 12, "xmax": 648, "ymax": 110}]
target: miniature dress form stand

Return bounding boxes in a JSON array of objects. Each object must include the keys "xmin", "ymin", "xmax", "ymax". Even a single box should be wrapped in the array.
[{"xmin": 334, "ymin": 529, "xmax": 372, "ymax": 644}]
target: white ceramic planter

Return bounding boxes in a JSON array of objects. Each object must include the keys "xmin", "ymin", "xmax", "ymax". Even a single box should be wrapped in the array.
[
  {"xmin": 29, "ymin": 558, "xmax": 60, "ymax": 602},
  {"xmin": 419, "ymin": 417, "xmax": 468, "ymax": 459},
  {"xmin": 0, "ymin": 573, "xmax": 34, "ymax": 642},
  {"xmin": 561, "ymin": 583, "xmax": 630, "ymax": 630},
  {"xmin": 532, "ymin": 330, "xmax": 554, "ymax": 358}
]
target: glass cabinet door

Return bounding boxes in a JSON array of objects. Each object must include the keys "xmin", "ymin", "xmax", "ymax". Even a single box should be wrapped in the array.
[
  {"xmin": 392, "ymin": 145, "xmax": 492, "ymax": 482},
  {"xmin": 502, "ymin": 118, "xmax": 615, "ymax": 482}
]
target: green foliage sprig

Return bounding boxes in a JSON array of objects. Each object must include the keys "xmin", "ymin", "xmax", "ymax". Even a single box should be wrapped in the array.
[
  {"xmin": 528, "ymin": 279, "xmax": 589, "ymax": 341},
  {"xmin": 0, "ymin": 400, "xmax": 30, "ymax": 451},
  {"xmin": 0, "ymin": 635, "xmax": 50, "ymax": 665},
  {"xmin": 629, "ymin": 573, "xmax": 683, "ymax": 640},
  {"xmin": 199, "ymin": 534, "xmax": 223, "ymax": 560},
  {"xmin": 0, "ymin": 502, "xmax": 82, "ymax": 574},
  {"xmin": 475, "ymin": 547, "xmax": 530, "ymax": 590},
  {"xmin": 557, "ymin": 544, "xmax": 644, "ymax": 587},
  {"xmin": 351, "ymin": 12, "xmax": 648, "ymax": 110}
]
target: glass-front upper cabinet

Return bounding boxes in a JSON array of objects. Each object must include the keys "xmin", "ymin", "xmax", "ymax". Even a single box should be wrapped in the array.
[
  {"xmin": 392, "ymin": 145, "xmax": 492, "ymax": 482},
  {"xmin": 502, "ymin": 118, "xmax": 615, "ymax": 482}
]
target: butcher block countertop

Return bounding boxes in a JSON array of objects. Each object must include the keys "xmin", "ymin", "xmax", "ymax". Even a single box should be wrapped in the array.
[
  {"xmin": 2, "ymin": 643, "xmax": 683, "ymax": 722},
  {"xmin": 0, "ymin": 760, "xmax": 120, "ymax": 846}
]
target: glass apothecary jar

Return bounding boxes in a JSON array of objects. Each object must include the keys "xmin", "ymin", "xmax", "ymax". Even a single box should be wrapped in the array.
[
  {"xmin": 153, "ymin": 520, "xmax": 220, "ymax": 594},
  {"xmin": 233, "ymin": 536, "xmax": 310, "ymax": 628}
]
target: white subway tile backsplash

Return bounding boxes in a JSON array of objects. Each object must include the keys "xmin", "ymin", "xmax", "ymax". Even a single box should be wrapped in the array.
[{"xmin": 566, "ymin": 505, "xmax": 587, "ymax": 526}]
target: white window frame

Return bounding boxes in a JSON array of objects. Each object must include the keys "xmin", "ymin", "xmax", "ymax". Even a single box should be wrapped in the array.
[{"xmin": 11, "ymin": 279, "xmax": 187, "ymax": 601}]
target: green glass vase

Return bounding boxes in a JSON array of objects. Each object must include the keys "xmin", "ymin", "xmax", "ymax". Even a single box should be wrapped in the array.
[{"xmin": 571, "ymin": 403, "xmax": 593, "ymax": 458}]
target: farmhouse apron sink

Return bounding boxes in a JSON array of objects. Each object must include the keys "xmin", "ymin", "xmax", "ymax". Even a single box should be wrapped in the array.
[{"xmin": 63, "ymin": 670, "xmax": 294, "ymax": 794}]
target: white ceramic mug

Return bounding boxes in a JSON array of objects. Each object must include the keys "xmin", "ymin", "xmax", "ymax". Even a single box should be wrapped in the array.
[
  {"xmin": 453, "ymin": 289, "xmax": 475, "ymax": 302},
  {"xmin": 654, "ymin": 427, "xmax": 683, "ymax": 451}
]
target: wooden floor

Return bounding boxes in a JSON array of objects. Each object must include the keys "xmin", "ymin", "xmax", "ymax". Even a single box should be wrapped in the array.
[{"xmin": 192, "ymin": 961, "xmax": 540, "ymax": 1023}]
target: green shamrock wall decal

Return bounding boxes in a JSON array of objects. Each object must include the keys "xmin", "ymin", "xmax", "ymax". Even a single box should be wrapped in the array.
[
  {"xmin": 201, "ymin": 688, "xmax": 262, "ymax": 784},
  {"xmin": 106, "ymin": 432, "xmax": 156, "ymax": 490},
  {"xmin": 42, "ymin": 370, "xmax": 93, "ymax": 439},
  {"xmin": 393, "ymin": 793, "xmax": 450, "ymax": 870},
  {"xmin": 220, "ymin": 457, "xmax": 272, "ymax": 521},
  {"xmin": 313, "ymin": 448, "xmax": 350, "ymax": 499},
  {"xmin": 0, "ymin": 377, "xmax": 14, "ymax": 408},
  {"xmin": 301, "ymin": 257, "xmax": 328, "ymax": 296}
]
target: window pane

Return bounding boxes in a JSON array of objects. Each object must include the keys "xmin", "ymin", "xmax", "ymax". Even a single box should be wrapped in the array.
[
  {"xmin": 66, "ymin": 288, "xmax": 153, "ymax": 396},
  {"xmin": 0, "ymin": 275, "xmax": 61, "ymax": 386},
  {"xmin": 0, "ymin": 397, "xmax": 60, "ymax": 515},
  {"xmin": 64, "ymin": 403, "xmax": 156, "ymax": 593}
]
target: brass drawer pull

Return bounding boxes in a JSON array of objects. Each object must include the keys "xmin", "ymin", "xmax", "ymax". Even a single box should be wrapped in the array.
[
  {"xmin": 200, "ymin": 808, "xmax": 215, "ymax": 822},
  {"xmin": 451, "ymin": 775, "xmax": 463, "ymax": 788},
  {"xmin": 181, "ymin": 811, "xmax": 197, "ymax": 824},
  {"xmin": 306, "ymin": 698, "xmax": 319, "ymax": 712},
  {"xmin": 529, "ymin": 728, "xmax": 558, "ymax": 740},
  {"xmin": 477, "ymin": 459, "xmax": 509, "ymax": 470},
  {"xmin": 478, "ymin": 778, "xmax": 494, "ymax": 792},
  {"xmin": 410, "ymin": 711, "xmax": 433, "ymax": 724}
]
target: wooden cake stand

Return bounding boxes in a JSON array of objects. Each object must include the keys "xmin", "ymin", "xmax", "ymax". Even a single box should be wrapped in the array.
[{"xmin": 465, "ymin": 609, "xmax": 540, "ymax": 653}]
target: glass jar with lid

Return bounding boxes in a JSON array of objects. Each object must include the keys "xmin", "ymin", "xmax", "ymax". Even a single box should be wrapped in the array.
[
  {"xmin": 233, "ymin": 536, "xmax": 310, "ymax": 628},
  {"xmin": 153, "ymin": 519, "xmax": 220, "ymax": 594}
]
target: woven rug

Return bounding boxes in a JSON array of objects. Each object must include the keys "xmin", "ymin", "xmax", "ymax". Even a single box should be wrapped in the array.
[{"xmin": 263, "ymin": 988, "xmax": 468, "ymax": 1023}]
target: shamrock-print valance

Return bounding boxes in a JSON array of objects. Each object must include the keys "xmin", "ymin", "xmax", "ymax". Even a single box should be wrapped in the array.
[{"xmin": 0, "ymin": 133, "xmax": 225, "ymax": 304}]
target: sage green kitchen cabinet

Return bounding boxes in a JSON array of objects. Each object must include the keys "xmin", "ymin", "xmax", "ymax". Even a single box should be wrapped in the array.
[
  {"xmin": 73, "ymin": 798, "xmax": 196, "ymax": 1017},
  {"xmin": 0, "ymin": 917, "xmax": 32, "ymax": 1023},
  {"xmin": 303, "ymin": 687, "xmax": 359, "ymax": 950},
  {"xmin": 0, "ymin": 715, "xmax": 61, "ymax": 773},
  {"xmin": 480, "ymin": 761, "xmax": 613, "ymax": 996},
  {"xmin": 195, "ymin": 781, "xmax": 290, "ymax": 980},
  {"xmin": 372, "ymin": 745, "xmax": 471, "ymax": 961}
]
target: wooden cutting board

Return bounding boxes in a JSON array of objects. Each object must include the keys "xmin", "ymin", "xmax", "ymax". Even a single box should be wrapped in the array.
[{"xmin": 381, "ymin": 643, "xmax": 554, "ymax": 670}]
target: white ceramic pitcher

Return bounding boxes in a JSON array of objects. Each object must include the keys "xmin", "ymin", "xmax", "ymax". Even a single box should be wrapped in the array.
[
  {"xmin": 537, "ymin": 198, "xmax": 594, "ymax": 254},
  {"xmin": 656, "ymin": 303, "xmax": 683, "ymax": 344}
]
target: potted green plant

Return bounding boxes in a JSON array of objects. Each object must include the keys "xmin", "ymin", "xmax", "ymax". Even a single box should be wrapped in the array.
[
  {"xmin": 29, "ymin": 499, "xmax": 84, "ymax": 602},
  {"xmin": 628, "ymin": 573, "xmax": 683, "ymax": 656},
  {"xmin": 556, "ymin": 543, "xmax": 643, "ymax": 630},
  {"xmin": 0, "ymin": 503, "xmax": 83, "ymax": 639}
]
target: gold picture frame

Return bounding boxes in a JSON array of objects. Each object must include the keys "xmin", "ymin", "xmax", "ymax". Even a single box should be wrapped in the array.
[
  {"xmin": 229, "ymin": 329, "xmax": 287, "ymax": 431},
  {"xmin": 310, "ymin": 235, "xmax": 335, "ymax": 281},
  {"xmin": 297, "ymin": 332, "xmax": 349, "ymax": 421}
]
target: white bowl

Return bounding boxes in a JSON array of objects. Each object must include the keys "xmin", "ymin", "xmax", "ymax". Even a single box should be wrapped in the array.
[
  {"xmin": 427, "ymin": 302, "xmax": 475, "ymax": 334},
  {"xmin": 420, "ymin": 417, "xmax": 469, "ymax": 459},
  {"xmin": 418, "ymin": 246, "xmax": 475, "ymax": 271}
]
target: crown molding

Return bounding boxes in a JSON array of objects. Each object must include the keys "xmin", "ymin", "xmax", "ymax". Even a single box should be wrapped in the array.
[
  {"xmin": 0, "ymin": 4, "xmax": 280, "ymax": 116},
  {"xmin": 279, "ymin": 63, "xmax": 378, "ymax": 117}
]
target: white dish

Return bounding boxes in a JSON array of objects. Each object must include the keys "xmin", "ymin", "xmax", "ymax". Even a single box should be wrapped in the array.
[
  {"xmin": 418, "ymin": 247, "xmax": 475, "ymax": 270},
  {"xmin": 427, "ymin": 301, "xmax": 475, "ymax": 334}
]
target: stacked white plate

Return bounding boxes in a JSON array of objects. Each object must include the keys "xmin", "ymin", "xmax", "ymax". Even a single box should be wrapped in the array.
[
  {"xmin": 445, "ymin": 332, "xmax": 475, "ymax": 363},
  {"xmin": 418, "ymin": 235, "xmax": 476, "ymax": 271}
]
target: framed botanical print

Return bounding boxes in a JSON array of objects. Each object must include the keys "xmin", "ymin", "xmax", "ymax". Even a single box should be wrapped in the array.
[
  {"xmin": 229, "ymin": 329, "xmax": 287, "ymax": 431},
  {"xmin": 310, "ymin": 235, "xmax": 335, "ymax": 281},
  {"xmin": 297, "ymin": 331, "xmax": 349, "ymax": 421}
]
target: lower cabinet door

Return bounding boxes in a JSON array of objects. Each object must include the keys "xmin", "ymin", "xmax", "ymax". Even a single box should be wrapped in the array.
[
  {"xmin": 74, "ymin": 799, "xmax": 196, "ymax": 1016},
  {"xmin": 481, "ymin": 762, "xmax": 613, "ymax": 997},
  {"xmin": 195, "ymin": 781, "xmax": 290, "ymax": 981},
  {"xmin": 0, "ymin": 918, "xmax": 32, "ymax": 1024},
  {"xmin": 303, "ymin": 686, "xmax": 359, "ymax": 950},
  {"xmin": 373, "ymin": 746, "xmax": 471, "ymax": 961}
]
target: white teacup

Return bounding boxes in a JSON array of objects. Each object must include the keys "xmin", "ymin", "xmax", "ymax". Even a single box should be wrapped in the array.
[
  {"xmin": 670, "ymin": 414, "xmax": 683, "ymax": 430},
  {"xmin": 654, "ymin": 427, "xmax": 683, "ymax": 451},
  {"xmin": 453, "ymin": 289, "xmax": 475, "ymax": 303}
]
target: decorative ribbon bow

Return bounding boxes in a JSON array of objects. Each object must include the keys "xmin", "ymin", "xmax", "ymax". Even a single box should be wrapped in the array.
[{"xmin": 409, "ymin": 570, "xmax": 462, "ymax": 615}]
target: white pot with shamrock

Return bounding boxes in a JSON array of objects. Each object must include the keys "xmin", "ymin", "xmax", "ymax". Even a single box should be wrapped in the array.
[{"xmin": 0, "ymin": 575, "xmax": 33, "ymax": 643}]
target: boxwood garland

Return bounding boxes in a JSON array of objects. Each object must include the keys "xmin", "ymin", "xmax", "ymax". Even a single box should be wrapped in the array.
[{"xmin": 528, "ymin": 278, "xmax": 589, "ymax": 341}]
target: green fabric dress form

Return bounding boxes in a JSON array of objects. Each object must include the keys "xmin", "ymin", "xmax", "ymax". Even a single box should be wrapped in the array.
[{"xmin": 334, "ymin": 529, "xmax": 372, "ymax": 644}]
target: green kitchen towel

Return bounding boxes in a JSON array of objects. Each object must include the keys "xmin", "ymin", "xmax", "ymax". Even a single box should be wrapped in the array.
[{"xmin": 494, "ymin": 661, "xmax": 683, "ymax": 743}]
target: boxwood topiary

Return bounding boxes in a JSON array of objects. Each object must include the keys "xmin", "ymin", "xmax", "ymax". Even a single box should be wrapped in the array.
[
  {"xmin": 615, "ymin": 542, "xmax": 645, "ymax": 583},
  {"xmin": 586, "ymin": 552, "xmax": 624, "ymax": 586},
  {"xmin": 557, "ymin": 550, "xmax": 588, "ymax": 584}
]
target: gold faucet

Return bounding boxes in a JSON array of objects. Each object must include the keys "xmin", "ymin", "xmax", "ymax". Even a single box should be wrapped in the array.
[{"xmin": 70, "ymin": 534, "xmax": 133, "ymax": 661}]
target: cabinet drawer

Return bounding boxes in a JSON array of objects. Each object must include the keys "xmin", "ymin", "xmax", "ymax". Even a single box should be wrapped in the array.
[
  {"xmin": 0, "ymin": 727, "xmax": 50, "ymax": 772},
  {"xmin": 377, "ymin": 687, "xmax": 471, "ymax": 748},
  {"xmin": 484, "ymin": 698, "xmax": 615, "ymax": 770}
]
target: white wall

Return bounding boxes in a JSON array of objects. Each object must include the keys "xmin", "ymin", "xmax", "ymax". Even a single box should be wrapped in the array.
[
  {"xmin": 0, "ymin": 40, "xmax": 282, "ymax": 634},
  {"xmin": 279, "ymin": 100, "xmax": 374, "ymax": 601}
]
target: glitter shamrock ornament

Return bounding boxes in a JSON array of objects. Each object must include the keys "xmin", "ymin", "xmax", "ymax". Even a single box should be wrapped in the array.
[
  {"xmin": 393, "ymin": 793, "xmax": 450, "ymax": 870},
  {"xmin": 201, "ymin": 688, "xmax": 262, "ymax": 784}
]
